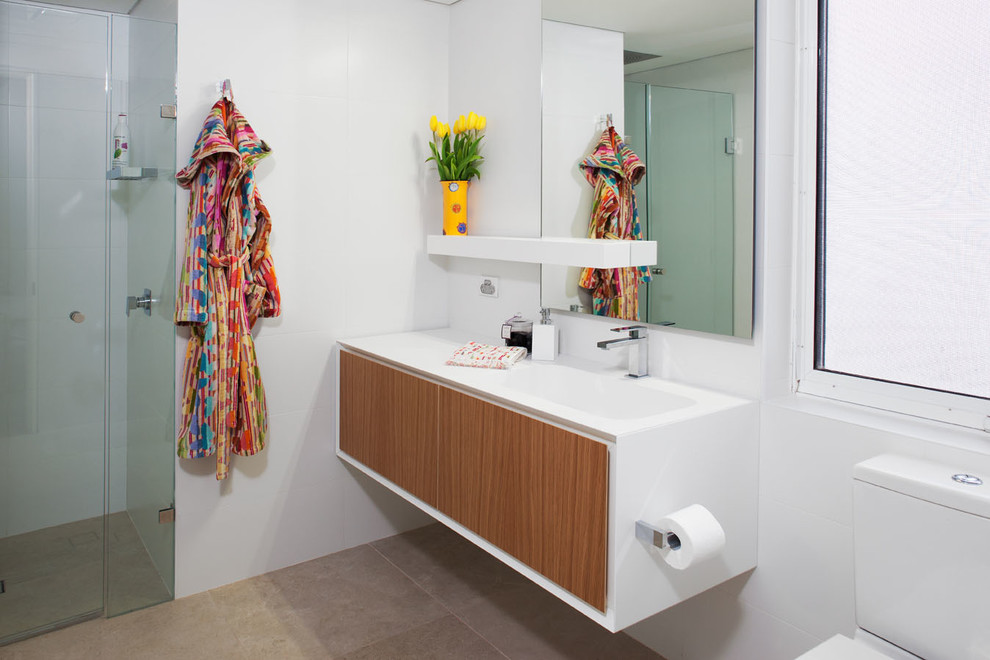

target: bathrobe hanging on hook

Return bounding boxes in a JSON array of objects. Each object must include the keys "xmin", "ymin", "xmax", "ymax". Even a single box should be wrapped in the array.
[
  {"xmin": 175, "ymin": 97, "xmax": 281, "ymax": 480},
  {"xmin": 578, "ymin": 125, "xmax": 650, "ymax": 320}
]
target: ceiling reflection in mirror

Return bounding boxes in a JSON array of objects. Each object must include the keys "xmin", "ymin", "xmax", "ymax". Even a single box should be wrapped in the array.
[{"xmin": 541, "ymin": 0, "xmax": 755, "ymax": 338}]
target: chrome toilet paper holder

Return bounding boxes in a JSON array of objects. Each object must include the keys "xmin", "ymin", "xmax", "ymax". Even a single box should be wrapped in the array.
[{"xmin": 635, "ymin": 520, "xmax": 682, "ymax": 550}]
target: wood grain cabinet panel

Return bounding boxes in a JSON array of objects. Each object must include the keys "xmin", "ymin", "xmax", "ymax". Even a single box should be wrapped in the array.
[
  {"xmin": 339, "ymin": 352, "xmax": 438, "ymax": 507},
  {"xmin": 437, "ymin": 388, "xmax": 543, "ymax": 571},
  {"xmin": 540, "ymin": 429, "xmax": 609, "ymax": 611},
  {"xmin": 437, "ymin": 387, "xmax": 608, "ymax": 611}
]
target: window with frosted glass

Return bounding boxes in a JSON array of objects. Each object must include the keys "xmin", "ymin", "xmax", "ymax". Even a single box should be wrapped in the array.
[{"xmin": 816, "ymin": 0, "xmax": 990, "ymax": 400}]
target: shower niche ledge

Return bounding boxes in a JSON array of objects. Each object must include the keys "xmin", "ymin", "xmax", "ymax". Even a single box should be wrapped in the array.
[
  {"xmin": 107, "ymin": 166, "xmax": 158, "ymax": 180},
  {"xmin": 335, "ymin": 329, "xmax": 758, "ymax": 632}
]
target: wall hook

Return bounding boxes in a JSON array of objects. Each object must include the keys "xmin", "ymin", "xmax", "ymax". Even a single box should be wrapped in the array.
[{"xmin": 217, "ymin": 78, "xmax": 234, "ymax": 102}]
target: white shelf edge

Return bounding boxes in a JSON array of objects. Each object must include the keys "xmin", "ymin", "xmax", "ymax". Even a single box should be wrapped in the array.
[
  {"xmin": 107, "ymin": 166, "xmax": 159, "ymax": 180},
  {"xmin": 426, "ymin": 235, "xmax": 657, "ymax": 268}
]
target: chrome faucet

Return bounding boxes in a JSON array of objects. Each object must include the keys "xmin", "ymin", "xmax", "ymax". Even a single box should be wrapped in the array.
[{"xmin": 597, "ymin": 325, "xmax": 649, "ymax": 378}]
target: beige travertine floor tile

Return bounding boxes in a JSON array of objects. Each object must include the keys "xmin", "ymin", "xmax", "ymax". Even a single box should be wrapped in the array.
[
  {"xmin": 106, "ymin": 538, "xmax": 171, "ymax": 616},
  {"xmin": 0, "ymin": 617, "xmax": 110, "ymax": 660},
  {"xmin": 3, "ymin": 524, "xmax": 667, "ymax": 660},
  {"xmin": 204, "ymin": 576, "xmax": 329, "ymax": 660},
  {"xmin": 0, "ymin": 513, "xmax": 170, "ymax": 642},
  {"xmin": 456, "ymin": 583, "xmax": 663, "ymax": 660},
  {"xmin": 339, "ymin": 615, "xmax": 506, "ymax": 660},
  {"xmin": 0, "ymin": 560, "xmax": 102, "ymax": 641},
  {"xmin": 371, "ymin": 523, "xmax": 532, "ymax": 612},
  {"xmin": 100, "ymin": 592, "xmax": 244, "ymax": 660},
  {"xmin": 211, "ymin": 544, "xmax": 450, "ymax": 658},
  {"xmin": 0, "ymin": 518, "xmax": 99, "ymax": 584}
]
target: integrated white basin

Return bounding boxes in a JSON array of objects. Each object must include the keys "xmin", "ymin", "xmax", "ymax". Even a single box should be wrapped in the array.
[
  {"xmin": 504, "ymin": 365, "xmax": 694, "ymax": 419},
  {"xmin": 337, "ymin": 328, "xmax": 746, "ymax": 437}
]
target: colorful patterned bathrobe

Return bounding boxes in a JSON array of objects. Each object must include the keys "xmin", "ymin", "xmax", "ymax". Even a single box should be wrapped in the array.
[
  {"xmin": 577, "ymin": 126, "xmax": 650, "ymax": 319},
  {"xmin": 175, "ymin": 99, "xmax": 280, "ymax": 480}
]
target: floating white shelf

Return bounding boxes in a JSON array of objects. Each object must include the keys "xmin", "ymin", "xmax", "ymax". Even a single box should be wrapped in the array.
[
  {"xmin": 426, "ymin": 235, "xmax": 657, "ymax": 268},
  {"xmin": 107, "ymin": 166, "xmax": 158, "ymax": 181}
]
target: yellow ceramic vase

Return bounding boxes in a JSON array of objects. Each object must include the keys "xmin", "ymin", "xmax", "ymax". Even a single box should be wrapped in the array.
[{"xmin": 442, "ymin": 180, "xmax": 469, "ymax": 236}]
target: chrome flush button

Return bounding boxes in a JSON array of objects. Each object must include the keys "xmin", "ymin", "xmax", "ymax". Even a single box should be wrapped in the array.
[{"xmin": 952, "ymin": 473, "xmax": 983, "ymax": 486}]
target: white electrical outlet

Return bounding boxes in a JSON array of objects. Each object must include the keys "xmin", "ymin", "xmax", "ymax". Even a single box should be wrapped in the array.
[{"xmin": 479, "ymin": 276, "xmax": 499, "ymax": 298}]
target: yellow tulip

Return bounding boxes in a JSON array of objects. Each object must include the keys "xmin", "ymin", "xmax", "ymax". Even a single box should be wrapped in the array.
[
  {"xmin": 440, "ymin": 123, "xmax": 450, "ymax": 138},
  {"xmin": 454, "ymin": 118, "xmax": 464, "ymax": 134},
  {"xmin": 477, "ymin": 115, "xmax": 487, "ymax": 131},
  {"xmin": 457, "ymin": 115, "xmax": 466, "ymax": 130},
  {"xmin": 430, "ymin": 115, "xmax": 438, "ymax": 132},
  {"xmin": 467, "ymin": 111, "xmax": 478, "ymax": 130}
]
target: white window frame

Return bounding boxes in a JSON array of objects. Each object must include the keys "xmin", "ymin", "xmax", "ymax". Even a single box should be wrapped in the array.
[{"xmin": 793, "ymin": 0, "xmax": 990, "ymax": 434}]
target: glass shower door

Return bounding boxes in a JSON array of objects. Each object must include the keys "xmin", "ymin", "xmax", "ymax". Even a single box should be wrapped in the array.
[
  {"xmin": 0, "ymin": 2, "xmax": 110, "ymax": 641},
  {"xmin": 644, "ymin": 85, "xmax": 735, "ymax": 334},
  {"xmin": 106, "ymin": 13, "xmax": 176, "ymax": 617}
]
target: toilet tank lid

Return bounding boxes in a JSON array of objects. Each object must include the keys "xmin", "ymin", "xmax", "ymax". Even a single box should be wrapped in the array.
[{"xmin": 854, "ymin": 454, "xmax": 990, "ymax": 519}]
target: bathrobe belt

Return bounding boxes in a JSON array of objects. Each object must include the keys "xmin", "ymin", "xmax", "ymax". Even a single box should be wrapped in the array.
[{"xmin": 206, "ymin": 249, "xmax": 253, "ymax": 481}]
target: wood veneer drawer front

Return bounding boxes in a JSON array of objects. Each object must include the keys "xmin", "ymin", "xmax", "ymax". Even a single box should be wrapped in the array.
[
  {"xmin": 437, "ymin": 387, "xmax": 543, "ymax": 571},
  {"xmin": 437, "ymin": 387, "xmax": 608, "ymax": 612},
  {"xmin": 339, "ymin": 352, "xmax": 439, "ymax": 507},
  {"xmin": 540, "ymin": 426, "xmax": 608, "ymax": 612}
]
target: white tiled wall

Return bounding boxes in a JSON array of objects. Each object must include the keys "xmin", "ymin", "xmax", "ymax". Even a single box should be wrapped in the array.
[{"xmin": 172, "ymin": 0, "xmax": 446, "ymax": 597}]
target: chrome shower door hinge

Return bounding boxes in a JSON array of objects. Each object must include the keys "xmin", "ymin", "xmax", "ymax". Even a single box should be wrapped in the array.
[
  {"xmin": 126, "ymin": 288, "xmax": 155, "ymax": 317},
  {"xmin": 160, "ymin": 104, "xmax": 177, "ymax": 119},
  {"xmin": 158, "ymin": 506, "xmax": 175, "ymax": 524}
]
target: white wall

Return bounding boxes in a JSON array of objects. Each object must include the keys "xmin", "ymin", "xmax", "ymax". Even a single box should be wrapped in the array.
[{"xmin": 172, "ymin": 0, "xmax": 447, "ymax": 597}]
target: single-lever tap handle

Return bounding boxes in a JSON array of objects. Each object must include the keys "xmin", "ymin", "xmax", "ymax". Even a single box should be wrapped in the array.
[{"xmin": 610, "ymin": 325, "xmax": 648, "ymax": 337}]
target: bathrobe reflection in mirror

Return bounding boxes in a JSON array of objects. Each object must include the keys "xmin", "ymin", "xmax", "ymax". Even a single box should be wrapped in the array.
[
  {"xmin": 578, "ymin": 126, "xmax": 650, "ymax": 319},
  {"xmin": 175, "ymin": 98, "xmax": 281, "ymax": 480}
]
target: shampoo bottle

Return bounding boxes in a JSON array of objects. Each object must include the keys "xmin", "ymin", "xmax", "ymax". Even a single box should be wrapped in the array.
[
  {"xmin": 112, "ymin": 113, "xmax": 130, "ymax": 168},
  {"xmin": 531, "ymin": 307, "xmax": 559, "ymax": 361}
]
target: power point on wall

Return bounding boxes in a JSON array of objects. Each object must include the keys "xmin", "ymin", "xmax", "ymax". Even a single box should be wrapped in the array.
[{"xmin": 479, "ymin": 276, "xmax": 499, "ymax": 298}]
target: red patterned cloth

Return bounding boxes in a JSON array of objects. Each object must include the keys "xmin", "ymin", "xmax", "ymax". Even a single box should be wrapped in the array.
[
  {"xmin": 175, "ymin": 98, "xmax": 280, "ymax": 480},
  {"xmin": 446, "ymin": 342, "xmax": 528, "ymax": 369}
]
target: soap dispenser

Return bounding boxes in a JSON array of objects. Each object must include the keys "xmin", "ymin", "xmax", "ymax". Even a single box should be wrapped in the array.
[{"xmin": 531, "ymin": 307, "xmax": 559, "ymax": 361}]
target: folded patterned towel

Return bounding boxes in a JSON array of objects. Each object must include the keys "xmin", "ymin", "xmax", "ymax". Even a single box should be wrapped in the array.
[{"xmin": 446, "ymin": 342, "xmax": 528, "ymax": 369}]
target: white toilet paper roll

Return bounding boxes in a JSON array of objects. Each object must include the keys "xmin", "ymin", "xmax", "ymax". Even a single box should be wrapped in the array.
[{"xmin": 657, "ymin": 504, "xmax": 726, "ymax": 570}]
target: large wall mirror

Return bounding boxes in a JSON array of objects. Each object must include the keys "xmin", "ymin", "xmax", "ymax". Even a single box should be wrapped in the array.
[{"xmin": 541, "ymin": 0, "xmax": 755, "ymax": 338}]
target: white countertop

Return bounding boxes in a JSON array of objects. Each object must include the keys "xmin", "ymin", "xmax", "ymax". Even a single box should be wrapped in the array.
[{"xmin": 338, "ymin": 329, "xmax": 750, "ymax": 440}]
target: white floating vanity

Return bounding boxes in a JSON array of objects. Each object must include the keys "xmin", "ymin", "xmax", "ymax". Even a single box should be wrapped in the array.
[{"xmin": 335, "ymin": 329, "xmax": 758, "ymax": 631}]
